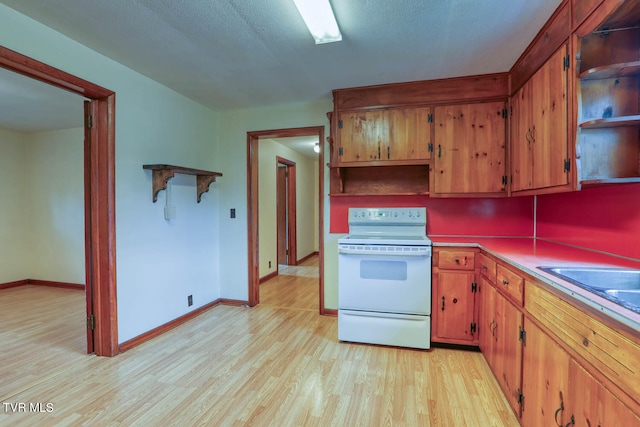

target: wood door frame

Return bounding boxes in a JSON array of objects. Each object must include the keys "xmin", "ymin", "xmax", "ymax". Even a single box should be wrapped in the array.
[
  {"xmin": 276, "ymin": 156, "xmax": 297, "ymax": 267},
  {"xmin": 0, "ymin": 46, "xmax": 118, "ymax": 357},
  {"xmin": 247, "ymin": 126, "xmax": 325, "ymax": 311}
]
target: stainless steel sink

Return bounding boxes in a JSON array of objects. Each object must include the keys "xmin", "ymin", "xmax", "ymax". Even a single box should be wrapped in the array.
[
  {"xmin": 538, "ymin": 267, "xmax": 640, "ymax": 291},
  {"xmin": 537, "ymin": 266, "xmax": 640, "ymax": 311},
  {"xmin": 606, "ymin": 290, "xmax": 640, "ymax": 307}
]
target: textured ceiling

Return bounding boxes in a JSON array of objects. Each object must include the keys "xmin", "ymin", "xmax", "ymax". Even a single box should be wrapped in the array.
[{"xmin": 0, "ymin": 0, "xmax": 563, "ymax": 132}]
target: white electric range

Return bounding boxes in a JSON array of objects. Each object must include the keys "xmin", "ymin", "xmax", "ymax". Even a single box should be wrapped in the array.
[{"xmin": 338, "ymin": 207, "xmax": 432, "ymax": 349}]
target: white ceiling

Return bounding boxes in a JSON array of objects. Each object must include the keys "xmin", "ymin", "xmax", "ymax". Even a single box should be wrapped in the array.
[{"xmin": 0, "ymin": 0, "xmax": 563, "ymax": 133}]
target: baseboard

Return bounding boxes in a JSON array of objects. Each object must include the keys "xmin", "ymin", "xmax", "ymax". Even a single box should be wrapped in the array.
[
  {"xmin": 259, "ymin": 270, "xmax": 278, "ymax": 284},
  {"xmin": 0, "ymin": 279, "xmax": 84, "ymax": 290},
  {"xmin": 119, "ymin": 299, "xmax": 223, "ymax": 353},
  {"xmin": 219, "ymin": 298, "xmax": 249, "ymax": 306},
  {"xmin": 0, "ymin": 279, "xmax": 29, "ymax": 290},
  {"xmin": 297, "ymin": 251, "xmax": 319, "ymax": 264},
  {"xmin": 30, "ymin": 279, "xmax": 85, "ymax": 290},
  {"xmin": 323, "ymin": 308, "xmax": 338, "ymax": 316}
]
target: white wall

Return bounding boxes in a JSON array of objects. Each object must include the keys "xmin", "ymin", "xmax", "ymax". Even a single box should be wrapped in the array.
[
  {"xmin": 258, "ymin": 138, "xmax": 318, "ymax": 278},
  {"xmin": 0, "ymin": 4, "xmax": 223, "ymax": 343},
  {"xmin": 0, "ymin": 129, "xmax": 30, "ymax": 283},
  {"xmin": 217, "ymin": 100, "xmax": 334, "ymax": 305},
  {"xmin": 26, "ymin": 128, "xmax": 85, "ymax": 283}
]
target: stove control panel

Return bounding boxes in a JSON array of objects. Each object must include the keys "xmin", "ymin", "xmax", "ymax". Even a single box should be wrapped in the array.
[{"xmin": 348, "ymin": 208, "xmax": 426, "ymax": 225}]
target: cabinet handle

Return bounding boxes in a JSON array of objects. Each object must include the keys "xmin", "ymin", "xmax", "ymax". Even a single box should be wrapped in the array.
[
  {"xmin": 502, "ymin": 279, "xmax": 509, "ymax": 286},
  {"xmin": 565, "ymin": 415, "xmax": 575, "ymax": 427},
  {"xmin": 455, "ymin": 258, "xmax": 460, "ymax": 263},
  {"xmin": 489, "ymin": 320, "xmax": 495, "ymax": 336},
  {"xmin": 482, "ymin": 265, "xmax": 488, "ymax": 270},
  {"xmin": 387, "ymin": 146, "xmax": 390, "ymax": 159},
  {"xmin": 438, "ymin": 144, "xmax": 442, "ymax": 158},
  {"xmin": 378, "ymin": 146, "xmax": 381, "ymax": 159},
  {"xmin": 554, "ymin": 401, "xmax": 564, "ymax": 426},
  {"xmin": 441, "ymin": 296, "xmax": 445, "ymax": 311}
]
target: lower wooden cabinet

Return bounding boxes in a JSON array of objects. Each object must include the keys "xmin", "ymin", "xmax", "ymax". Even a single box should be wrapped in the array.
[
  {"xmin": 521, "ymin": 320, "xmax": 570, "ymax": 427},
  {"xmin": 567, "ymin": 359, "xmax": 640, "ymax": 427},
  {"xmin": 432, "ymin": 270, "xmax": 477, "ymax": 344}
]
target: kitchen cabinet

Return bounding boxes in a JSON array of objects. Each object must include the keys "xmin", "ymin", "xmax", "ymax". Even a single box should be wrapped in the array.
[
  {"xmin": 567, "ymin": 358, "xmax": 640, "ymax": 426},
  {"xmin": 574, "ymin": 5, "xmax": 640, "ymax": 187},
  {"xmin": 432, "ymin": 101, "xmax": 507, "ymax": 196},
  {"xmin": 336, "ymin": 107, "xmax": 431, "ymax": 165},
  {"xmin": 431, "ymin": 248, "xmax": 478, "ymax": 345},
  {"xmin": 511, "ymin": 44, "xmax": 570, "ymax": 193},
  {"xmin": 520, "ymin": 319, "xmax": 570, "ymax": 427}
]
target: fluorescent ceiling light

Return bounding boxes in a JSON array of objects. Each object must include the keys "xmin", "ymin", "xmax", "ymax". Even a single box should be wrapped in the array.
[{"xmin": 293, "ymin": 0, "xmax": 342, "ymax": 44}]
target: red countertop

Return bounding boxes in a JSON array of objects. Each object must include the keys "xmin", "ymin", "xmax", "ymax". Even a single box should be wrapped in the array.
[{"xmin": 430, "ymin": 236, "xmax": 640, "ymax": 332}]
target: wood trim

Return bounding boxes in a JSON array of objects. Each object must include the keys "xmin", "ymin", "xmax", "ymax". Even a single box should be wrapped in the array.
[
  {"xmin": 333, "ymin": 73, "xmax": 510, "ymax": 111},
  {"xmin": 324, "ymin": 309, "xmax": 338, "ymax": 316},
  {"xmin": 0, "ymin": 279, "xmax": 29, "ymax": 290},
  {"xmin": 247, "ymin": 126, "xmax": 325, "ymax": 313},
  {"xmin": 219, "ymin": 298, "xmax": 249, "ymax": 306},
  {"xmin": 119, "ymin": 299, "xmax": 222, "ymax": 353},
  {"xmin": 297, "ymin": 251, "xmax": 319, "ymax": 264},
  {"xmin": 29, "ymin": 280, "xmax": 85, "ymax": 290},
  {"xmin": 259, "ymin": 270, "xmax": 278, "ymax": 284},
  {"xmin": 0, "ymin": 45, "xmax": 117, "ymax": 357}
]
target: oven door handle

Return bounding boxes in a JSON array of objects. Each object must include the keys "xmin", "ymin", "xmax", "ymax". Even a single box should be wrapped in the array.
[{"xmin": 338, "ymin": 247, "xmax": 431, "ymax": 256}]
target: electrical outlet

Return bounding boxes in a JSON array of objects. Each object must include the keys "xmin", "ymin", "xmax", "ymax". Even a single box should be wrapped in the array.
[
  {"xmin": 187, "ymin": 295, "xmax": 193, "ymax": 306},
  {"xmin": 230, "ymin": 208, "xmax": 236, "ymax": 218}
]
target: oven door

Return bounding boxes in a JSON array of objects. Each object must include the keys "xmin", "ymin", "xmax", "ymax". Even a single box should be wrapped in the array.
[{"xmin": 338, "ymin": 244, "xmax": 431, "ymax": 315}]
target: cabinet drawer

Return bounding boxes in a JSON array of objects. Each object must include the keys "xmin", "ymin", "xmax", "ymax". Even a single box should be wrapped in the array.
[
  {"xmin": 477, "ymin": 252, "xmax": 496, "ymax": 283},
  {"xmin": 527, "ymin": 283, "xmax": 640, "ymax": 411},
  {"xmin": 437, "ymin": 250, "xmax": 475, "ymax": 270},
  {"xmin": 496, "ymin": 264, "xmax": 524, "ymax": 305}
]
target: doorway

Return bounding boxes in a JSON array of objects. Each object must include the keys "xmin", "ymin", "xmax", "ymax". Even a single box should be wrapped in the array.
[
  {"xmin": 247, "ymin": 126, "xmax": 325, "ymax": 312},
  {"xmin": 0, "ymin": 46, "xmax": 118, "ymax": 356},
  {"xmin": 277, "ymin": 157, "xmax": 296, "ymax": 267}
]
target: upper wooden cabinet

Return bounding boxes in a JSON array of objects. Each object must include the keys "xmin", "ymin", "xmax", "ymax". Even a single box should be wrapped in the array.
[
  {"xmin": 511, "ymin": 44, "xmax": 570, "ymax": 193},
  {"xmin": 432, "ymin": 101, "xmax": 507, "ymax": 196},
  {"xmin": 336, "ymin": 107, "xmax": 432, "ymax": 165},
  {"xmin": 574, "ymin": 2, "xmax": 640, "ymax": 187}
]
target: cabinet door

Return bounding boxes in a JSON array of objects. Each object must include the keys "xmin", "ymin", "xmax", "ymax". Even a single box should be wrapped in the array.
[
  {"xmin": 387, "ymin": 107, "xmax": 431, "ymax": 161},
  {"xmin": 529, "ymin": 44, "xmax": 569, "ymax": 189},
  {"xmin": 493, "ymin": 294, "xmax": 523, "ymax": 416},
  {"xmin": 338, "ymin": 110, "xmax": 386, "ymax": 163},
  {"xmin": 432, "ymin": 271, "xmax": 476, "ymax": 343},
  {"xmin": 433, "ymin": 101, "xmax": 507, "ymax": 195},
  {"xmin": 478, "ymin": 276, "xmax": 497, "ymax": 367},
  {"xmin": 521, "ymin": 320, "xmax": 570, "ymax": 427},
  {"xmin": 566, "ymin": 359, "xmax": 640, "ymax": 427},
  {"xmin": 510, "ymin": 79, "xmax": 534, "ymax": 191}
]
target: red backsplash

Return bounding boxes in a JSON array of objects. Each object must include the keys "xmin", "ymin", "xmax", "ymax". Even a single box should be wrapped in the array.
[
  {"xmin": 330, "ymin": 195, "xmax": 534, "ymax": 237},
  {"xmin": 537, "ymin": 183, "xmax": 640, "ymax": 260}
]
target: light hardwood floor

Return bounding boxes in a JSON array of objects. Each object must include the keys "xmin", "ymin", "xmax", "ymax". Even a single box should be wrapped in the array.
[{"xmin": 1, "ymin": 266, "xmax": 518, "ymax": 426}]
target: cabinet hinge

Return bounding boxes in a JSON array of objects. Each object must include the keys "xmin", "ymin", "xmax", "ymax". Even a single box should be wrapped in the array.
[
  {"xmin": 471, "ymin": 282, "xmax": 477, "ymax": 293},
  {"xmin": 470, "ymin": 322, "xmax": 477, "ymax": 333},
  {"xmin": 86, "ymin": 314, "xmax": 95, "ymax": 330},
  {"xmin": 502, "ymin": 108, "xmax": 507, "ymax": 118},
  {"xmin": 85, "ymin": 114, "xmax": 93, "ymax": 129},
  {"xmin": 564, "ymin": 158, "xmax": 570, "ymax": 173},
  {"xmin": 338, "ymin": 120, "xmax": 343, "ymax": 129},
  {"xmin": 338, "ymin": 147, "xmax": 343, "ymax": 156},
  {"xmin": 510, "ymin": 106, "xmax": 513, "ymax": 116},
  {"xmin": 563, "ymin": 55, "xmax": 570, "ymax": 71},
  {"xmin": 428, "ymin": 114, "xmax": 433, "ymax": 123},
  {"xmin": 501, "ymin": 175, "xmax": 508, "ymax": 185},
  {"xmin": 428, "ymin": 143, "xmax": 433, "ymax": 152},
  {"xmin": 519, "ymin": 326, "xmax": 526, "ymax": 345},
  {"xmin": 517, "ymin": 389, "xmax": 525, "ymax": 411}
]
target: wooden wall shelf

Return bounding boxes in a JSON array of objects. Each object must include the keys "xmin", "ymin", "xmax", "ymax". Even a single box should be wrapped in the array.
[
  {"xmin": 579, "ymin": 115, "xmax": 640, "ymax": 129},
  {"xmin": 142, "ymin": 164, "xmax": 222, "ymax": 203},
  {"xmin": 579, "ymin": 61, "xmax": 640, "ymax": 80}
]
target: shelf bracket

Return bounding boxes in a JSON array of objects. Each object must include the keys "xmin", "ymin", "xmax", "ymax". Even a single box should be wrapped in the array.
[
  {"xmin": 151, "ymin": 168, "xmax": 175, "ymax": 203},
  {"xmin": 196, "ymin": 175, "xmax": 218, "ymax": 203}
]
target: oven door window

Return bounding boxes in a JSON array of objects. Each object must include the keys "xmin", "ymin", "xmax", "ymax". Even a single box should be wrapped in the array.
[{"xmin": 360, "ymin": 260, "xmax": 407, "ymax": 281}]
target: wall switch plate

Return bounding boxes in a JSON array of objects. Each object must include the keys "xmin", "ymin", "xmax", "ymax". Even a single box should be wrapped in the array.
[
  {"xmin": 165, "ymin": 205, "xmax": 176, "ymax": 220},
  {"xmin": 188, "ymin": 295, "xmax": 193, "ymax": 306},
  {"xmin": 230, "ymin": 208, "xmax": 236, "ymax": 218}
]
